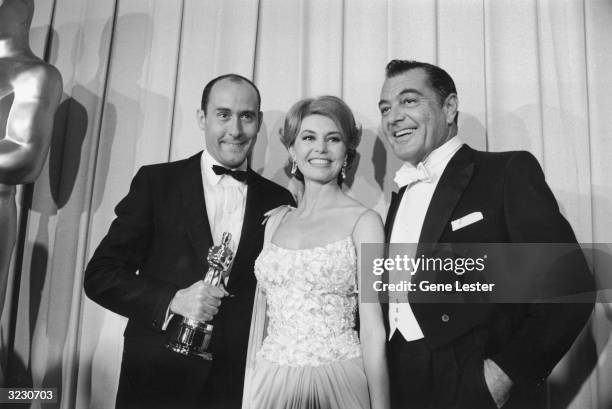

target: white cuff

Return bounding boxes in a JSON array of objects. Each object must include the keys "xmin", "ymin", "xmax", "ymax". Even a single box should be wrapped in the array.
[{"xmin": 162, "ymin": 305, "xmax": 174, "ymax": 331}]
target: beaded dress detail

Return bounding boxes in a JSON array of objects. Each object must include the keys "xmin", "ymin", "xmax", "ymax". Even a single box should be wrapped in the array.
[{"xmin": 255, "ymin": 235, "xmax": 361, "ymax": 367}]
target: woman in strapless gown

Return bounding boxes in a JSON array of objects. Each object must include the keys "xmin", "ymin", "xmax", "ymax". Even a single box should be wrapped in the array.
[{"xmin": 242, "ymin": 96, "xmax": 389, "ymax": 409}]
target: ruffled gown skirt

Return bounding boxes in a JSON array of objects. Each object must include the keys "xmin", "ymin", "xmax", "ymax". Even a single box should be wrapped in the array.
[{"xmin": 249, "ymin": 356, "xmax": 370, "ymax": 409}]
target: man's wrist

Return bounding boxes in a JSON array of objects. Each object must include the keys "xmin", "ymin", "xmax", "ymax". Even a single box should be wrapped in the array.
[{"xmin": 168, "ymin": 289, "xmax": 182, "ymax": 315}]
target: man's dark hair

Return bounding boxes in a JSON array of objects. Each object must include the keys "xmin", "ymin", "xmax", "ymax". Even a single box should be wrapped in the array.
[
  {"xmin": 200, "ymin": 74, "xmax": 261, "ymax": 114},
  {"xmin": 385, "ymin": 60, "xmax": 457, "ymax": 105}
]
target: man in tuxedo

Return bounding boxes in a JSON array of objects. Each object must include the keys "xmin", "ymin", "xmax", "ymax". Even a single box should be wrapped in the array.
[
  {"xmin": 84, "ymin": 74, "xmax": 294, "ymax": 409},
  {"xmin": 379, "ymin": 60, "xmax": 594, "ymax": 409}
]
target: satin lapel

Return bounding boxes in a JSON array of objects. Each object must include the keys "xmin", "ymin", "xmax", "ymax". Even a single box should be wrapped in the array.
[
  {"xmin": 181, "ymin": 152, "xmax": 213, "ymax": 264},
  {"xmin": 382, "ymin": 186, "xmax": 406, "ymax": 310},
  {"xmin": 418, "ymin": 145, "xmax": 474, "ymax": 247},
  {"xmin": 227, "ymin": 169, "xmax": 264, "ymax": 286},
  {"xmin": 385, "ymin": 186, "xmax": 407, "ymax": 243}
]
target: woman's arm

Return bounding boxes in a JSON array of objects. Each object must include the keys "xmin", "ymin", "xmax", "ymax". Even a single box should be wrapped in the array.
[{"xmin": 353, "ymin": 209, "xmax": 390, "ymax": 409}]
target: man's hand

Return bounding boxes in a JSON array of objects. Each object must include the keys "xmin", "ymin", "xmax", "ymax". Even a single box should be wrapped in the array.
[
  {"xmin": 483, "ymin": 358, "xmax": 513, "ymax": 408},
  {"xmin": 169, "ymin": 281, "xmax": 228, "ymax": 322}
]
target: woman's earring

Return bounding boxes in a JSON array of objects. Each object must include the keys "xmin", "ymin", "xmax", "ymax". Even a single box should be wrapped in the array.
[
  {"xmin": 341, "ymin": 157, "xmax": 348, "ymax": 180},
  {"xmin": 291, "ymin": 156, "xmax": 298, "ymax": 175}
]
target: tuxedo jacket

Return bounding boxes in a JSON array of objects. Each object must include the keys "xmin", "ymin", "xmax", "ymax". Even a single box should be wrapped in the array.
[
  {"xmin": 384, "ymin": 145, "xmax": 594, "ymax": 398},
  {"xmin": 84, "ymin": 152, "xmax": 294, "ymax": 409}
]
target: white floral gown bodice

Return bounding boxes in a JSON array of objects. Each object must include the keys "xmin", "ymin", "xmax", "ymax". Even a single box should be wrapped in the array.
[{"xmin": 254, "ymin": 235, "xmax": 361, "ymax": 367}]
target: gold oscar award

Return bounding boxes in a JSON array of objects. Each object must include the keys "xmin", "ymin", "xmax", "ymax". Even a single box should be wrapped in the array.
[{"xmin": 166, "ymin": 232, "xmax": 234, "ymax": 360}]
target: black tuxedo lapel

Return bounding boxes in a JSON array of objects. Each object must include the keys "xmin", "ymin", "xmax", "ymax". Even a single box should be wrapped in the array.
[
  {"xmin": 419, "ymin": 145, "xmax": 475, "ymax": 246},
  {"xmin": 385, "ymin": 186, "xmax": 407, "ymax": 243},
  {"xmin": 381, "ymin": 186, "xmax": 406, "ymax": 323},
  {"xmin": 227, "ymin": 169, "xmax": 265, "ymax": 287},
  {"xmin": 180, "ymin": 153, "xmax": 213, "ymax": 265}
]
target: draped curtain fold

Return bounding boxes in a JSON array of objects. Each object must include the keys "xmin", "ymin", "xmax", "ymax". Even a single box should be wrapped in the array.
[{"xmin": 1, "ymin": 0, "xmax": 610, "ymax": 408}]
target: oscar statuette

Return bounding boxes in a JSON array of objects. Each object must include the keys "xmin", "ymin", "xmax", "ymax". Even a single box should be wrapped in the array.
[{"xmin": 165, "ymin": 232, "xmax": 234, "ymax": 360}]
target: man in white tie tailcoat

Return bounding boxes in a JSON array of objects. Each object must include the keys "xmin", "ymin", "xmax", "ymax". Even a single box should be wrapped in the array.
[{"xmin": 378, "ymin": 60, "xmax": 594, "ymax": 409}]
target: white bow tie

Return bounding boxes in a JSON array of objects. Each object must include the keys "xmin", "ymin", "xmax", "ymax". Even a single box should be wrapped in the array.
[{"xmin": 394, "ymin": 162, "xmax": 433, "ymax": 188}]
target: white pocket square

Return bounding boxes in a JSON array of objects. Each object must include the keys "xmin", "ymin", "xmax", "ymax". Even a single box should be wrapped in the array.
[{"xmin": 451, "ymin": 212, "xmax": 483, "ymax": 231}]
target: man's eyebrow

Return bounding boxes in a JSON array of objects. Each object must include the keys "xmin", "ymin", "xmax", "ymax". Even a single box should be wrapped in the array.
[
  {"xmin": 378, "ymin": 88, "xmax": 424, "ymax": 106},
  {"xmin": 214, "ymin": 107, "xmax": 257, "ymax": 114},
  {"xmin": 398, "ymin": 88, "xmax": 424, "ymax": 97}
]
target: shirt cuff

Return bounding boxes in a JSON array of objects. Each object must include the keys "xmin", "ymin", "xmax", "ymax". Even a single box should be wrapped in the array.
[{"xmin": 162, "ymin": 305, "xmax": 174, "ymax": 331}]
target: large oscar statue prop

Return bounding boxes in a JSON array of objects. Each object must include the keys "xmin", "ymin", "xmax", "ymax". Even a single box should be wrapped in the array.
[
  {"xmin": 166, "ymin": 232, "xmax": 234, "ymax": 360},
  {"xmin": 1, "ymin": 1, "xmax": 62, "ymax": 321}
]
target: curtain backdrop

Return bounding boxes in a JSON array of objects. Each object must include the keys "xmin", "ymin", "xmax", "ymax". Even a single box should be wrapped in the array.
[{"xmin": 1, "ymin": 0, "xmax": 611, "ymax": 408}]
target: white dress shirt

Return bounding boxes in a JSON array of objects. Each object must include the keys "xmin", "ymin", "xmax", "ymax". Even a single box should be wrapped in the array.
[
  {"xmin": 388, "ymin": 136, "xmax": 464, "ymax": 341},
  {"xmin": 201, "ymin": 150, "xmax": 248, "ymax": 257}
]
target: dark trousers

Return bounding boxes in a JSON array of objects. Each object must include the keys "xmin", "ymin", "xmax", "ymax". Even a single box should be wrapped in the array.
[
  {"xmin": 115, "ymin": 358, "xmax": 242, "ymax": 409},
  {"xmin": 388, "ymin": 330, "xmax": 547, "ymax": 409},
  {"xmin": 388, "ymin": 330, "xmax": 498, "ymax": 409},
  {"xmin": 115, "ymin": 340, "xmax": 210, "ymax": 409}
]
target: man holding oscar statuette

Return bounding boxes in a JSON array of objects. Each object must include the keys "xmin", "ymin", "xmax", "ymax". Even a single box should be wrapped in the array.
[{"xmin": 84, "ymin": 74, "xmax": 294, "ymax": 409}]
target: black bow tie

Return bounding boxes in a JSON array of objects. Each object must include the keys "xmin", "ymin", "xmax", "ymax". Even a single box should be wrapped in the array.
[{"xmin": 212, "ymin": 165, "xmax": 249, "ymax": 183}]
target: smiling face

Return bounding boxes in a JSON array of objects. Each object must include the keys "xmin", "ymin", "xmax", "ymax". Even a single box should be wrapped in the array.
[
  {"xmin": 290, "ymin": 114, "xmax": 347, "ymax": 185},
  {"xmin": 379, "ymin": 68, "xmax": 457, "ymax": 165},
  {"xmin": 197, "ymin": 78, "xmax": 262, "ymax": 168}
]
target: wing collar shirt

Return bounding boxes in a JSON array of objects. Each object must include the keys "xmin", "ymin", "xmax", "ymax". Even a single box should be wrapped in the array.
[{"xmin": 389, "ymin": 136, "xmax": 464, "ymax": 341}]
